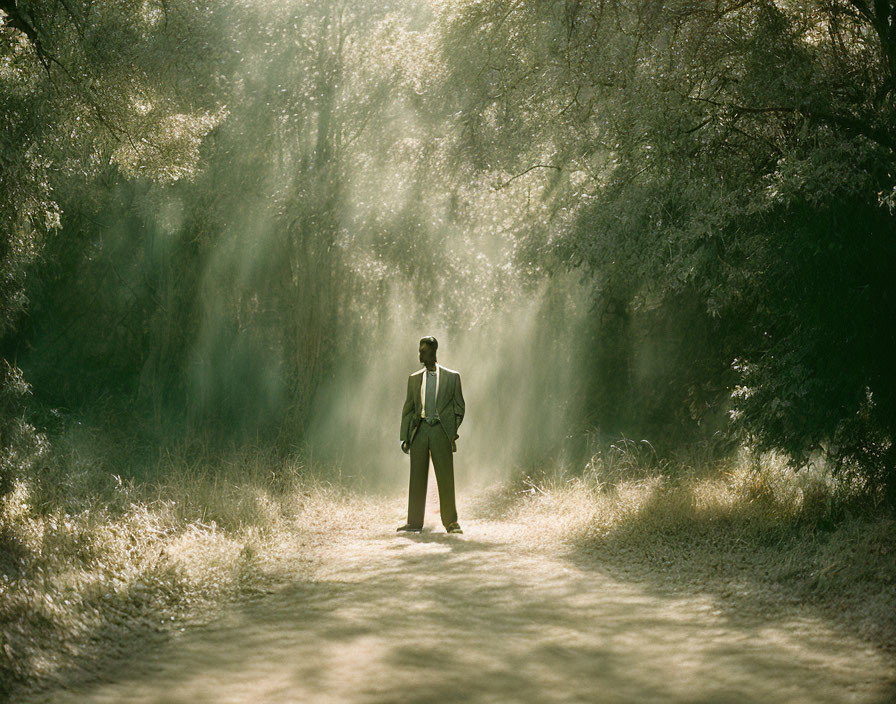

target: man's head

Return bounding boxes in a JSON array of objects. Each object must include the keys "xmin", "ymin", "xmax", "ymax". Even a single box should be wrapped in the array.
[{"xmin": 418, "ymin": 336, "xmax": 438, "ymax": 367}]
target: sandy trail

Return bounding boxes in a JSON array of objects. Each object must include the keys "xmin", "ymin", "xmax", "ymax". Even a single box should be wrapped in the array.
[{"xmin": 42, "ymin": 489, "xmax": 895, "ymax": 704}]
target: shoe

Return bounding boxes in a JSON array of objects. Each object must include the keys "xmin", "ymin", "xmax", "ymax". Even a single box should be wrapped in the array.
[
  {"xmin": 396, "ymin": 523, "xmax": 422, "ymax": 532},
  {"xmin": 446, "ymin": 522, "xmax": 463, "ymax": 534}
]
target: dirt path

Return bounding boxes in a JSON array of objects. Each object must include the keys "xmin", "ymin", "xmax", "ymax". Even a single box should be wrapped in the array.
[{"xmin": 38, "ymin": 490, "xmax": 896, "ymax": 703}]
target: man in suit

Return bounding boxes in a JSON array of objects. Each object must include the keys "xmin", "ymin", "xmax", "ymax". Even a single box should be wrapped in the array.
[{"xmin": 397, "ymin": 335, "xmax": 465, "ymax": 534}]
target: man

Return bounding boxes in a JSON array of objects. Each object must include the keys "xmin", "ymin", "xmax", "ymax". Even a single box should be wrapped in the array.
[{"xmin": 397, "ymin": 336, "xmax": 465, "ymax": 534}]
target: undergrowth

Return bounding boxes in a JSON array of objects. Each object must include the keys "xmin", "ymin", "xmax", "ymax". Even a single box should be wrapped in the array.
[
  {"xmin": 5, "ymin": 425, "xmax": 895, "ymax": 702},
  {"xmin": 0, "ymin": 428, "xmax": 367, "ymax": 701},
  {"xmin": 487, "ymin": 443, "xmax": 896, "ymax": 651}
]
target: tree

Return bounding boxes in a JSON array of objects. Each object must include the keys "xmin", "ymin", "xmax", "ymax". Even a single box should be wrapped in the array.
[
  {"xmin": 434, "ymin": 0, "xmax": 896, "ymax": 501},
  {"xmin": 0, "ymin": 0, "xmax": 225, "ymax": 487}
]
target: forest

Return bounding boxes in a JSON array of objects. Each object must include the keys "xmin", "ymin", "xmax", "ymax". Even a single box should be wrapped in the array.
[{"xmin": 1, "ymin": 1, "xmax": 895, "ymax": 701}]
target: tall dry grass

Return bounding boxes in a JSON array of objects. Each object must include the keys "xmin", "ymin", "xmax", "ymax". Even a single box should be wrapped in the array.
[
  {"xmin": 482, "ymin": 443, "xmax": 896, "ymax": 650},
  {"xmin": 0, "ymin": 428, "xmax": 373, "ymax": 700},
  {"xmin": 4, "ymin": 425, "xmax": 894, "ymax": 699}
]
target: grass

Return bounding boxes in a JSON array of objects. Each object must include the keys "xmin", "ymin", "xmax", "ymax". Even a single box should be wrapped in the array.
[
  {"xmin": 480, "ymin": 445, "xmax": 896, "ymax": 652},
  {"xmin": 0, "ymin": 428, "xmax": 374, "ymax": 702},
  {"xmin": 3, "ymin": 425, "xmax": 895, "ymax": 701}
]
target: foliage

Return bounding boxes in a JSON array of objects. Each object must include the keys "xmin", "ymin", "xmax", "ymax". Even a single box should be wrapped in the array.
[
  {"xmin": 0, "ymin": 0, "xmax": 226, "ymax": 494},
  {"xmin": 3, "ymin": 0, "xmax": 896, "ymax": 504},
  {"xmin": 3, "ymin": 1, "xmax": 444, "ymax": 449},
  {"xmin": 0, "ymin": 360, "xmax": 47, "ymax": 500},
  {"xmin": 433, "ymin": 0, "xmax": 896, "ymax": 503}
]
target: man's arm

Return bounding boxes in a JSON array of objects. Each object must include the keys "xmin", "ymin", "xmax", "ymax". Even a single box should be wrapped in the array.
[
  {"xmin": 400, "ymin": 376, "xmax": 415, "ymax": 444},
  {"xmin": 453, "ymin": 373, "xmax": 465, "ymax": 437}
]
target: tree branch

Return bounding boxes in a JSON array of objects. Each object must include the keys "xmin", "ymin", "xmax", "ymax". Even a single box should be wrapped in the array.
[
  {"xmin": 688, "ymin": 95, "xmax": 896, "ymax": 152},
  {"xmin": 491, "ymin": 163, "xmax": 562, "ymax": 190}
]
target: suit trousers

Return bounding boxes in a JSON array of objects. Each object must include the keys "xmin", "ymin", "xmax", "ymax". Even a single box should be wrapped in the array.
[{"xmin": 407, "ymin": 419, "xmax": 458, "ymax": 528}]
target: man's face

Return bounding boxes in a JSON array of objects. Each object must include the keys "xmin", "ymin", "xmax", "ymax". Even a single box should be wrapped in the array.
[{"xmin": 419, "ymin": 342, "xmax": 436, "ymax": 366}]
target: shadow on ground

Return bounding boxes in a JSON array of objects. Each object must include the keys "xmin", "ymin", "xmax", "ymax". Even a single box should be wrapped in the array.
[
  {"xmin": 29, "ymin": 495, "xmax": 896, "ymax": 704},
  {"xmin": 550, "ymin": 483, "xmax": 896, "ymax": 662}
]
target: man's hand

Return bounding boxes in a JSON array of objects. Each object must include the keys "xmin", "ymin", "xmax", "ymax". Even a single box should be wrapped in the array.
[{"xmin": 401, "ymin": 441, "xmax": 409, "ymax": 454}]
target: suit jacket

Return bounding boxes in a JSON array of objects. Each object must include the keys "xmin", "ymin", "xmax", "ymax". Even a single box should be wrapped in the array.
[{"xmin": 400, "ymin": 363, "xmax": 465, "ymax": 452}]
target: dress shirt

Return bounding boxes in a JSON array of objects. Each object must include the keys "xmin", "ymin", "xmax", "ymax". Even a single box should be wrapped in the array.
[{"xmin": 420, "ymin": 364, "xmax": 439, "ymax": 419}]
